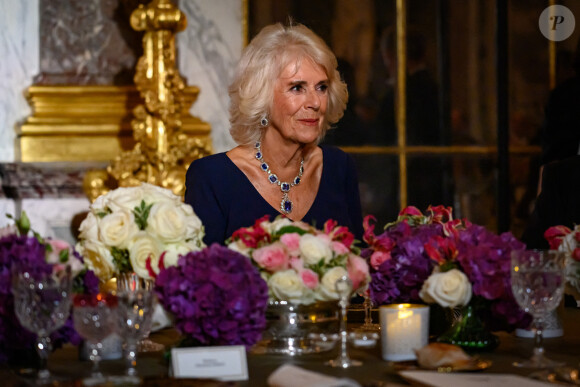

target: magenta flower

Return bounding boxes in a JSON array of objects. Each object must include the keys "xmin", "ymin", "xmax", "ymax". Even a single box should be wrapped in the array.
[{"xmin": 154, "ymin": 244, "xmax": 269, "ymax": 349}]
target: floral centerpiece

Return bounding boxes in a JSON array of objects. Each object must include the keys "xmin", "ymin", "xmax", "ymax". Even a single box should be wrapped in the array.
[
  {"xmin": 363, "ymin": 205, "xmax": 530, "ymax": 337},
  {"xmin": 0, "ymin": 212, "xmax": 99, "ymax": 363},
  {"xmin": 153, "ymin": 244, "xmax": 269, "ymax": 349},
  {"xmin": 226, "ymin": 215, "xmax": 370, "ymax": 305},
  {"xmin": 544, "ymin": 225, "xmax": 580, "ymax": 298},
  {"xmin": 75, "ymin": 183, "xmax": 205, "ymax": 281}
]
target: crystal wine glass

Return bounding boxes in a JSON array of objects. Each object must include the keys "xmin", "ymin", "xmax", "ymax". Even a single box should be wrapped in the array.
[
  {"xmin": 116, "ymin": 272, "xmax": 164, "ymax": 352},
  {"xmin": 326, "ymin": 275, "xmax": 362, "ymax": 368},
  {"xmin": 511, "ymin": 249, "xmax": 566, "ymax": 368},
  {"xmin": 12, "ymin": 265, "xmax": 72, "ymax": 384},
  {"xmin": 114, "ymin": 286, "xmax": 155, "ymax": 383},
  {"xmin": 73, "ymin": 293, "xmax": 118, "ymax": 385}
]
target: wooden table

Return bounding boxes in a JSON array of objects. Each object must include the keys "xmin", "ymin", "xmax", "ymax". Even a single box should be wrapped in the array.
[{"xmin": 2, "ymin": 307, "xmax": 579, "ymax": 386}]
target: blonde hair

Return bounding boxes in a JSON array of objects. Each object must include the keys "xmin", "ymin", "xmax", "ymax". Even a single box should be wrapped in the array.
[{"xmin": 228, "ymin": 23, "xmax": 348, "ymax": 145}]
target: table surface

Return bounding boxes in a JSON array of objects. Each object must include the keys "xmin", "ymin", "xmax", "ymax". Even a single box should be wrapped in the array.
[{"xmin": 2, "ymin": 307, "xmax": 579, "ymax": 386}]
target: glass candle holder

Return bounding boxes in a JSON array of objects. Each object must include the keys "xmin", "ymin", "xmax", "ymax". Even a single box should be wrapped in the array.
[{"xmin": 380, "ymin": 304, "xmax": 429, "ymax": 361}]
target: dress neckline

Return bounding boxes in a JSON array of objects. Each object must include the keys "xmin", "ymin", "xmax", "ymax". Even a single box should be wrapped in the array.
[{"xmin": 223, "ymin": 146, "xmax": 325, "ymax": 222}]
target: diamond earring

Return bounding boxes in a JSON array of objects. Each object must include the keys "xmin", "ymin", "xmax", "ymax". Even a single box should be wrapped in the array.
[{"xmin": 260, "ymin": 116, "xmax": 269, "ymax": 127}]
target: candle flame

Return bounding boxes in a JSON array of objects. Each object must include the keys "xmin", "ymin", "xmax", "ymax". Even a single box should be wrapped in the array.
[{"xmin": 398, "ymin": 310, "xmax": 414, "ymax": 319}]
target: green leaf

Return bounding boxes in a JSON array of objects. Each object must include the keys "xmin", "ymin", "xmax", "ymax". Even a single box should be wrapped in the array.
[
  {"xmin": 96, "ymin": 208, "xmax": 112, "ymax": 218},
  {"xmin": 133, "ymin": 200, "xmax": 153, "ymax": 230},
  {"xmin": 440, "ymin": 262, "xmax": 458, "ymax": 272},
  {"xmin": 111, "ymin": 247, "xmax": 132, "ymax": 272},
  {"xmin": 59, "ymin": 249, "xmax": 69, "ymax": 263},
  {"xmin": 274, "ymin": 225, "xmax": 309, "ymax": 237},
  {"xmin": 7, "ymin": 211, "xmax": 31, "ymax": 236}
]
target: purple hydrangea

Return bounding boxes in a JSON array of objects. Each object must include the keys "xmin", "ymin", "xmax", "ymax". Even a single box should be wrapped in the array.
[
  {"xmin": 364, "ymin": 217, "xmax": 531, "ymax": 333},
  {"xmin": 367, "ymin": 222, "xmax": 440, "ymax": 305},
  {"xmin": 456, "ymin": 224, "xmax": 531, "ymax": 331},
  {"xmin": 154, "ymin": 244, "xmax": 269, "ymax": 349}
]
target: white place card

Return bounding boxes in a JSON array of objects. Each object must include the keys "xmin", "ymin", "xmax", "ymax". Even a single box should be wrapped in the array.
[
  {"xmin": 399, "ymin": 371, "xmax": 553, "ymax": 387},
  {"xmin": 171, "ymin": 345, "xmax": 248, "ymax": 381}
]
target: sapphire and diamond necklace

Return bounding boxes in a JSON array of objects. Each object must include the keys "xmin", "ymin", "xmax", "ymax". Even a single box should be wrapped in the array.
[{"xmin": 255, "ymin": 141, "xmax": 304, "ymax": 214}]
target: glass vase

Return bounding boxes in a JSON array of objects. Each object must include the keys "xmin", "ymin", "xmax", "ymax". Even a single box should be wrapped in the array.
[{"xmin": 437, "ymin": 304, "xmax": 499, "ymax": 351}]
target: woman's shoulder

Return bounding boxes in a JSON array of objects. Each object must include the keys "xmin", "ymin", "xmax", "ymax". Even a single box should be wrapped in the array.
[
  {"xmin": 321, "ymin": 144, "xmax": 347, "ymax": 159},
  {"xmin": 189, "ymin": 152, "xmax": 229, "ymax": 172},
  {"xmin": 320, "ymin": 144, "xmax": 355, "ymax": 167}
]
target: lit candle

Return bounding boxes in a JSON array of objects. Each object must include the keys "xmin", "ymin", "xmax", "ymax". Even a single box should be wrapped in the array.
[{"xmin": 380, "ymin": 304, "xmax": 429, "ymax": 361}]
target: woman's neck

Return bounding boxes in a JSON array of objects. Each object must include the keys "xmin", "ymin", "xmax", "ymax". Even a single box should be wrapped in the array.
[{"xmin": 259, "ymin": 129, "xmax": 315, "ymax": 170}]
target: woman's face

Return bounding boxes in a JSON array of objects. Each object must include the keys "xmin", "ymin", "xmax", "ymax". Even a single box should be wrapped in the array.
[{"xmin": 269, "ymin": 58, "xmax": 328, "ymax": 145}]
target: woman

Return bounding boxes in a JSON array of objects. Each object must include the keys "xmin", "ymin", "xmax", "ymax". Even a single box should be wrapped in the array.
[{"xmin": 185, "ymin": 23, "xmax": 363, "ymax": 245}]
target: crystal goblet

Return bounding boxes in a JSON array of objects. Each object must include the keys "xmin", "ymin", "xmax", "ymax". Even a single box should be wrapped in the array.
[
  {"xmin": 326, "ymin": 275, "xmax": 362, "ymax": 368},
  {"xmin": 73, "ymin": 293, "xmax": 118, "ymax": 385},
  {"xmin": 12, "ymin": 265, "xmax": 72, "ymax": 385},
  {"xmin": 114, "ymin": 286, "xmax": 155, "ymax": 383},
  {"xmin": 116, "ymin": 272, "xmax": 164, "ymax": 352},
  {"xmin": 511, "ymin": 249, "xmax": 566, "ymax": 368}
]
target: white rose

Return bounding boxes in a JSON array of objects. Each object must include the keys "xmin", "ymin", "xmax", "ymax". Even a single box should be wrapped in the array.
[
  {"xmin": 268, "ymin": 270, "xmax": 313, "ymax": 305},
  {"xmin": 127, "ymin": 231, "xmax": 163, "ymax": 279},
  {"xmin": 180, "ymin": 203, "xmax": 205, "ymax": 243},
  {"xmin": 263, "ymin": 217, "xmax": 293, "ymax": 234},
  {"xmin": 163, "ymin": 241, "xmax": 202, "ymax": 267},
  {"xmin": 78, "ymin": 212, "xmax": 99, "ymax": 242},
  {"xmin": 105, "ymin": 186, "xmax": 144, "ymax": 212},
  {"xmin": 228, "ymin": 239, "xmax": 251, "ymax": 257},
  {"xmin": 147, "ymin": 202, "xmax": 191, "ymax": 243},
  {"xmin": 419, "ymin": 269, "xmax": 472, "ymax": 308},
  {"xmin": 76, "ymin": 240, "xmax": 116, "ymax": 280},
  {"xmin": 98, "ymin": 209, "xmax": 139, "ymax": 248},
  {"xmin": 141, "ymin": 183, "xmax": 181, "ymax": 204},
  {"xmin": 299, "ymin": 234, "xmax": 333, "ymax": 265},
  {"xmin": 90, "ymin": 194, "xmax": 109, "ymax": 211},
  {"xmin": 316, "ymin": 267, "xmax": 349, "ymax": 301}
]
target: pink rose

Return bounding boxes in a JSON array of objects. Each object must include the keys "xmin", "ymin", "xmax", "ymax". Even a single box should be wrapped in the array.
[
  {"xmin": 347, "ymin": 254, "xmax": 370, "ymax": 291},
  {"xmin": 370, "ymin": 251, "xmax": 390, "ymax": 270},
  {"xmin": 300, "ymin": 269, "xmax": 319, "ymax": 289},
  {"xmin": 280, "ymin": 233, "xmax": 301, "ymax": 255},
  {"xmin": 331, "ymin": 241, "xmax": 350, "ymax": 255},
  {"xmin": 289, "ymin": 257, "xmax": 304, "ymax": 271},
  {"xmin": 252, "ymin": 243, "xmax": 290, "ymax": 272}
]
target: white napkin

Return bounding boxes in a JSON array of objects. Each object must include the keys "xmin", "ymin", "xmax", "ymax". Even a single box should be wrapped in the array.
[
  {"xmin": 267, "ymin": 364, "xmax": 361, "ymax": 387},
  {"xmin": 150, "ymin": 303, "xmax": 173, "ymax": 332}
]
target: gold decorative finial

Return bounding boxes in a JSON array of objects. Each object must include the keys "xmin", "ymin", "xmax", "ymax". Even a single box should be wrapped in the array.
[{"xmin": 83, "ymin": 0, "xmax": 211, "ymax": 202}]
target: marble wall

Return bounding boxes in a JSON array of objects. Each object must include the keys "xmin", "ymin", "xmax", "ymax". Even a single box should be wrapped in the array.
[
  {"xmin": 0, "ymin": 0, "xmax": 39, "ymax": 162},
  {"xmin": 0, "ymin": 0, "xmax": 243, "ymax": 163}
]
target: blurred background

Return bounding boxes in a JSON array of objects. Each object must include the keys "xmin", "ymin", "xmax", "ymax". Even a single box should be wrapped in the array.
[{"xmin": 0, "ymin": 0, "xmax": 577, "ymax": 242}]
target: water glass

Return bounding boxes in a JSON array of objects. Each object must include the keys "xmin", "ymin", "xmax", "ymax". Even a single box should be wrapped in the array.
[
  {"xmin": 116, "ymin": 272, "xmax": 164, "ymax": 352},
  {"xmin": 115, "ymin": 287, "xmax": 155, "ymax": 382},
  {"xmin": 511, "ymin": 249, "xmax": 566, "ymax": 368},
  {"xmin": 73, "ymin": 293, "xmax": 118, "ymax": 384}
]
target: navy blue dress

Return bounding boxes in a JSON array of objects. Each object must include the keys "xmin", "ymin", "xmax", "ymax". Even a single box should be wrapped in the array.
[{"xmin": 184, "ymin": 145, "xmax": 364, "ymax": 245}]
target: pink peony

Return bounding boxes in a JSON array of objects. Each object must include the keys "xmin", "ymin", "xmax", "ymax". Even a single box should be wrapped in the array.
[
  {"xmin": 252, "ymin": 243, "xmax": 290, "ymax": 272},
  {"xmin": 347, "ymin": 254, "xmax": 370, "ymax": 291},
  {"xmin": 280, "ymin": 233, "xmax": 301, "ymax": 255}
]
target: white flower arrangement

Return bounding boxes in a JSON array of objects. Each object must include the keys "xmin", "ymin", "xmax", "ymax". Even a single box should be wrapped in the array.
[{"xmin": 76, "ymin": 183, "xmax": 205, "ymax": 281}]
